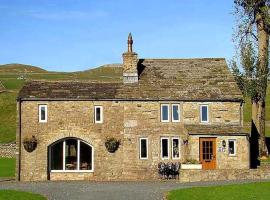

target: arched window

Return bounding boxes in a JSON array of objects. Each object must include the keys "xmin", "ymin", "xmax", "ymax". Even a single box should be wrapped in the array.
[{"xmin": 49, "ymin": 138, "xmax": 93, "ymax": 172}]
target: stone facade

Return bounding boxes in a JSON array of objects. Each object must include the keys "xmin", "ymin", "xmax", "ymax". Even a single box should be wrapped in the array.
[{"xmin": 17, "ymin": 100, "xmax": 249, "ymax": 181}]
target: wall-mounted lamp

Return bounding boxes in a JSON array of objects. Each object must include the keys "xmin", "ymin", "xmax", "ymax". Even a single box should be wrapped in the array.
[
  {"xmin": 183, "ymin": 139, "xmax": 189, "ymax": 145},
  {"xmin": 222, "ymin": 140, "xmax": 226, "ymax": 148}
]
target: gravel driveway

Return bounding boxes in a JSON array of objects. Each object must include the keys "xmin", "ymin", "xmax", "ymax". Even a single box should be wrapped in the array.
[{"xmin": 0, "ymin": 179, "xmax": 269, "ymax": 200}]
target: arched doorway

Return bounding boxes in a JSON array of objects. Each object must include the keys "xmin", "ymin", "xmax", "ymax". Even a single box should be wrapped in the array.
[{"xmin": 48, "ymin": 138, "xmax": 94, "ymax": 177}]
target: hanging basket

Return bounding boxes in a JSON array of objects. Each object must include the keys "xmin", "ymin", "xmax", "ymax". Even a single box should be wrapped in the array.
[
  {"xmin": 23, "ymin": 135, "xmax": 37, "ymax": 153},
  {"xmin": 105, "ymin": 137, "xmax": 120, "ymax": 153}
]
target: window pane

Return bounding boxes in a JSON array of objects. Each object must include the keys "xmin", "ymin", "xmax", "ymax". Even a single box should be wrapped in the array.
[
  {"xmin": 80, "ymin": 142, "xmax": 92, "ymax": 170},
  {"xmin": 65, "ymin": 139, "xmax": 77, "ymax": 170},
  {"xmin": 162, "ymin": 105, "xmax": 169, "ymax": 121},
  {"xmin": 172, "ymin": 138, "xmax": 179, "ymax": 158},
  {"xmin": 201, "ymin": 106, "xmax": 208, "ymax": 122},
  {"xmin": 96, "ymin": 107, "xmax": 101, "ymax": 121},
  {"xmin": 51, "ymin": 141, "xmax": 63, "ymax": 170},
  {"xmin": 172, "ymin": 105, "xmax": 179, "ymax": 121},
  {"xmin": 229, "ymin": 141, "xmax": 235, "ymax": 155},
  {"xmin": 40, "ymin": 106, "xmax": 46, "ymax": 120},
  {"xmin": 162, "ymin": 139, "xmax": 168, "ymax": 158},
  {"xmin": 140, "ymin": 139, "xmax": 147, "ymax": 158}
]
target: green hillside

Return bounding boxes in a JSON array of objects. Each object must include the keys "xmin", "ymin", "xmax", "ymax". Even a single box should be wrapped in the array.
[
  {"xmin": 0, "ymin": 63, "xmax": 269, "ymax": 143},
  {"xmin": 0, "ymin": 63, "xmax": 122, "ymax": 143}
]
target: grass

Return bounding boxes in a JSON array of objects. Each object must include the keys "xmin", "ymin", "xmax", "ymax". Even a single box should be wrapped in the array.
[
  {"xmin": 167, "ymin": 182, "xmax": 270, "ymax": 200},
  {"xmin": 0, "ymin": 190, "xmax": 46, "ymax": 200},
  {"xmin": 0, "ymin": 92, "xmax": 17, "ymax": 143},
  {"xmin": 0, "ymin": 157, "xmax": 15, "ymax": 177}
]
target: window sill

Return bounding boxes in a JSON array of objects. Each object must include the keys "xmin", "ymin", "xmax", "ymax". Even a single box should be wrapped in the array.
[{"xmin": 51, "ymin": 170, "xmax": 94, "ymax": 173}]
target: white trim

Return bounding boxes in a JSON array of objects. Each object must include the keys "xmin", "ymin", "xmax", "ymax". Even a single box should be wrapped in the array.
[
  {"xmin": 38, "ymin": 104, "xmax": 47, "ymax": 123},
  {"xmin": 161, "ymin": 137, "xmax": 170, "ymax": 159},
  {"xmin": 161, "ymin": 104, "xmax": 170, "ymax": 122},
  {"xmin": 50, "ymin": 138, "xmax": 94, "ymax": 173},
  {"xmin": 139, "ymin": 138, "xmax": 148, "ymax": 160},
  {"xmin": 200, "ymin": 104, "xmax": 209, "ymax": 123},
  {"xmin": 171, "ymin": 104, "xmax": 180, "ymax": 122},
  {"xmin": 77, "ymin": 140, "xmax": 80, "ymax": 170},
  {"xmin": 228, "ymin": 139, "xmax": 237, "ymax": 156},
  {"xmin": 172, "ymin": 137, "xmax": 180, "ymax": 159},
  {"xmin": 94, "ymin": 106, "xmax": 103, "ymax": 123}
]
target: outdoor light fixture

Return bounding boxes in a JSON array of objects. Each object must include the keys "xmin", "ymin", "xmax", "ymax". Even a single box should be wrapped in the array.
[{"xmin": 222, "ymin": 140, "xmax": 226, "ymax": 148}]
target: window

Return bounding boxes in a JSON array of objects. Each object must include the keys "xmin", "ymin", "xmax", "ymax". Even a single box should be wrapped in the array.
[
  {"xmin": 39, "ymin": 105, "xmax": 47, "ymax": 123},
  {"xmin": 228, "ymin": 139, "xmax": 236, "ymax": 156},
  {"xmin": 200, "ymin": 105, "xmax": 209, "ymax": 123},
  {"xmin": 139, "ymin": 138, "xmax": 148, "ymax": 159},
  {"xmin": 172, "ymin": 104, "xmax": 180, "ymax": 122},
  {"xmin": 161, "ymin": 137, "xmax": 169, "ymax": 159},
  {"xmin": 50, "ymin": 138, "xmax": 93, "ymax": 172},
  {"xmin": 172, "ymin": 137, "xmax": 180, "ymax": 159},
  {"xmin": 94, "ymin": 106, "xmax": 103, "ymax": 123},
  {"xmin": 161, "ymin": 104, "xmax": 169, "ymax": 122}
]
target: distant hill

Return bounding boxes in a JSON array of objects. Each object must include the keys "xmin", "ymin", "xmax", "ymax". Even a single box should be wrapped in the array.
[{"xmin": 0, "ymin": 63, "xmax": 48, "ymax": 73}]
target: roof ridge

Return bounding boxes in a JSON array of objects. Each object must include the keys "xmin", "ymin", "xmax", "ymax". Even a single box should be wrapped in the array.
[{"xmin": 139, "ymin": 58, "xmax": 225, "ymax": 61}]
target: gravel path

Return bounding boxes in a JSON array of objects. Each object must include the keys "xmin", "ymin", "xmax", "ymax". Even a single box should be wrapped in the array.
[{"xmin": 0, "ymin": 179, "xmax": 269, "ymax": 200}]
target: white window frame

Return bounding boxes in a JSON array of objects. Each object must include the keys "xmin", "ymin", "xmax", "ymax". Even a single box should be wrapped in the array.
[
  {"xmin": 139, "ymin": 138, "xmax": 148, "ymax": 160},
  {"xmin": 171, "ymin": 104, "xmax": 180, "ymax": 122},
  {"xmin": 51, "ymin": 139, "xmax": 94, "ymax": 173},
  {"xmin": 161, "ymin": 104, "xmax": 170, "ymax": 122},
  {"xmin": 228, "ymin": 139, "xmax": 237, "ymax": 156},
  {"xmin": 161, "ymin": 137, "xmax": 170, "ymax": 159},
  {"xmin": 200, "ymin": 104, "xmax": 209, "ymax": 123},
  {"xmin": 38, "ymin": 104, "xmax": 47, "ymax": 123},
  {"xmin": 94, "ymin": 106, "xmax": 103, "ymax": 123},
  {"xmin": 171, "ymin": 137, "xmax": 180, "ymax": 159}
]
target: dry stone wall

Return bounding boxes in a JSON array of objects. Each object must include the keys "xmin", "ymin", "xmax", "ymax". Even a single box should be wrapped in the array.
[{"xmin": 0, "ymin": 143, "xmax": 16, "ymax": 158}]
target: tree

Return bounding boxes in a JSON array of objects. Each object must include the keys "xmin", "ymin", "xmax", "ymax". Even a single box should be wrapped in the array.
[{"xmin": 234, "ymin": 0, "xmax": 270, "ymax": 157}]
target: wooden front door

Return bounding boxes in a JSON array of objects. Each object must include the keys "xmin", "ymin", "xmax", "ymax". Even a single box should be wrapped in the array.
[{"xmin": 199, "ymin": 138, "xmax": 216, "ymax": 170}]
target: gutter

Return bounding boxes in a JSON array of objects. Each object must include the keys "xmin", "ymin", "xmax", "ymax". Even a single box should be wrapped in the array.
[{"xmin": 17, "ymin": 98, "xmax": 244, "ymax": 103}]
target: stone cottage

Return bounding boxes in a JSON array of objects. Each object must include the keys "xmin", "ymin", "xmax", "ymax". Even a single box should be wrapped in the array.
[{"xmin": 16, "ymin": 34, "xmax": 249, "ymax": 181}]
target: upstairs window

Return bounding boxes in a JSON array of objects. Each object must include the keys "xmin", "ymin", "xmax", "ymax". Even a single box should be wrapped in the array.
[
  {"xmin": 228, "ymin": 139, "xmax": 236, "ymax": 156},
  {"xmin": 139, "ymin": 138, "xmax": 148, "ymax": 159},
  {"xmin": 172, "ymin": 104, "xmax": 180, "ymax": 122},
  {"xmin": 200, "ymin": 105, "xmax": 209, "ymax": 123},
  {"xmin": 39, "ymin": 105, "xmax": 47, "ymax": 123},
  {"xmin": 94, "ymin": 106, "xmax": 103, "ymax": 123},
  {"xmin": 161, "ymin": 104, "xmax": 170, "ymax": 122}
]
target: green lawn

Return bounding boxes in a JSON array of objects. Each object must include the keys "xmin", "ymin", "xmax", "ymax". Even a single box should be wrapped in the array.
[
  {"xmin": 0, "ymin": 190, "xmax": 46, "ymax": 200},
  {"xmin": 0, "ymin": 92, "xmax": 17, "ymax": 143},
  {"xmin": 167, "ymin": 182, "xmax": 270, "ymax": 200},
  {"xmin": 0, "ymin": 157, "xmax": 15, "ymax": 177}
]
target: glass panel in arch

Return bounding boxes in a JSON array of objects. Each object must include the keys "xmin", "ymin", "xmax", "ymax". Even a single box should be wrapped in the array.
[
  {"xmin": 80, "ymin": 141, "xmax": 92, "ymax": 170},
  {"xmin": 65, "ymin": 139, "xmax": 77, "ymax": 170},
  {"xmin": 51, "ymin": 141, "xmax": 63, "ymax": 170}
]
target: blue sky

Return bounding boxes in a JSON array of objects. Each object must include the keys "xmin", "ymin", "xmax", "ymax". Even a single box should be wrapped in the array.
[{"xmin": 0, "ymin": 0, "xmax": 236, "ymax": 72}]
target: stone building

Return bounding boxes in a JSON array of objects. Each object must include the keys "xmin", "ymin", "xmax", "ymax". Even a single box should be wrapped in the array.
[{"xmin": 16, "ymin": 34, "xmax": 249, "ymax": 181}]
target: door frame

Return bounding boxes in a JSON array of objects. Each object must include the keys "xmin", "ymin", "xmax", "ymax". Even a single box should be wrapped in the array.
[{"xmin": 199, "ymin": 137, "xmax": 217, "ymax": 170}]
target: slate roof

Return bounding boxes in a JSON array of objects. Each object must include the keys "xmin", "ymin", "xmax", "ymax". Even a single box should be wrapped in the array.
[
  {"xmin": 185, "ymin": 124, "xmax": 250, "ymax": 135},
  {"xmin": 18, "ymin": 58, "xmax": 243, "ymax": 101}
]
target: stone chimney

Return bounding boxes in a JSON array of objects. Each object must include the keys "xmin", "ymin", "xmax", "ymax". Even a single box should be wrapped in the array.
[{"xmin": 122, "ymin": 33, "xmax": 138, "ymax": 84}]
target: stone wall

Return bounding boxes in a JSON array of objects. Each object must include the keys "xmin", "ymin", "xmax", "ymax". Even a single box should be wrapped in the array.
[
  {"xmin": 0, "ymin": 143, "xmax": 16, "ymax": 158},
  {"xmin": 188, "ymin": 135, "xmax": 249, "ymax": 169},
  {"xmin": 179, "ymin": 168, "xmax": 270, "ymax": 183},
  {"xmin": 18, "ymin": 100, "xmax": 245, "ymax": 181}
]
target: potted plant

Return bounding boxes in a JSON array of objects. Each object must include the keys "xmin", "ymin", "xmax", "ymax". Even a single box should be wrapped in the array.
[
  {"xmin": 23, "ymin": 135, "xmax": 37, "ymax": 153},
  {"xmin": 181, "ymin": 159, "xmax": 202, "ymax": 169},
  {"xmin": 105, "ymin": 137, "xmax": 120, "ymax": 153}
]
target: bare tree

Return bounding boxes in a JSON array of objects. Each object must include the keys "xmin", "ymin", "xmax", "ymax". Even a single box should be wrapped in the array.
[{"xmin": 234, "ymin": 0, "xmax": 270, "ymax": 157}]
